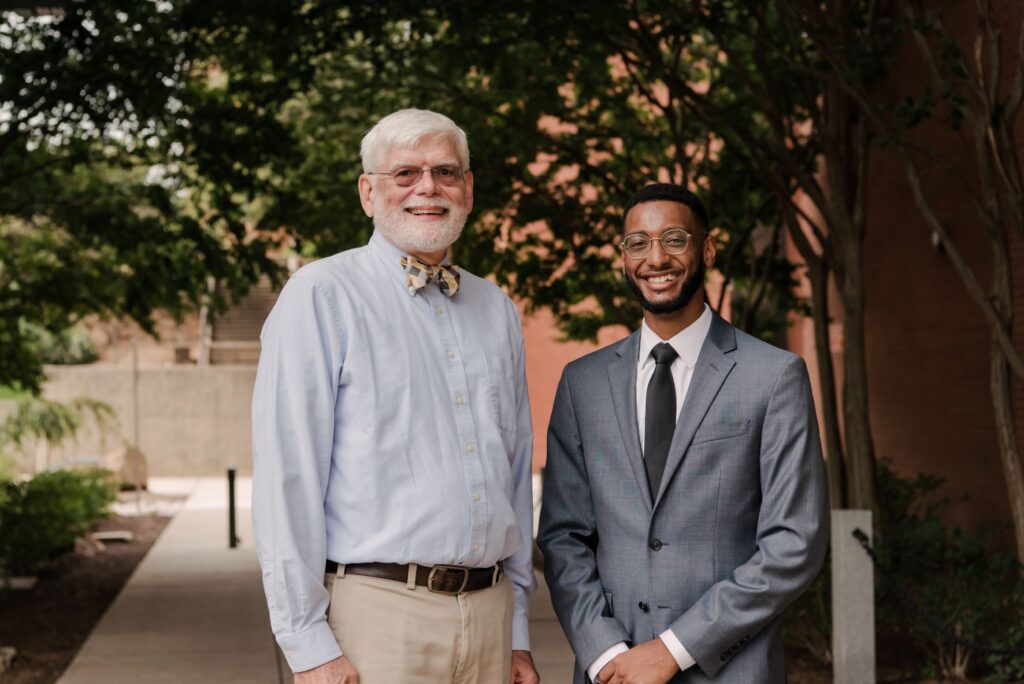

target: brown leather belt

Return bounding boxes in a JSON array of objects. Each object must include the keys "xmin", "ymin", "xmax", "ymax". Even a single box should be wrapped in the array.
[{"xmin": 325, "ymin": 560, "xmax": 502, "ymax": 595}]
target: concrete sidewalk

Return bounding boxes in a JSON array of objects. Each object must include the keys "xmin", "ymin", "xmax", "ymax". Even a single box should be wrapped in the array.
[
  {"xmin": 57, "ymin": 476, "xmax": 575, "ymax": 683},
  {"xmin": 57, "ymin": 477, "xmax": 281, "ymax": 683}
]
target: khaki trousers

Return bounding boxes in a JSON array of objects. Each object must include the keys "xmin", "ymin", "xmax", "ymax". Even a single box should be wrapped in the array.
[{"xmin": 324, "ymin": 566, "xmax": 513, "ymax": 683}]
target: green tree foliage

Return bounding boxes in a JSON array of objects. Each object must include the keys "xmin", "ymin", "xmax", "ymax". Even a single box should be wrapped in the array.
[
  {"xmin": 261, "ymin": 2, "xmax": 808, "ymax": 342},
  {"xmin": 0, "ymin": 3, "xmax": 308, "ymax": 392},
  {"xmin": 3, "ymin": 1, "xmax": 807, "ymax": 395},
  {"xmin": 256, "ymin": 1, "xmax": 883, "ymax": 508}
]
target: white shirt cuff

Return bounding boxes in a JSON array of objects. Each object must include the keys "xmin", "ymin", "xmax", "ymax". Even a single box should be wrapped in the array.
[
  {"xmin": 659, "ymin": 629, "xmax": 696, "ymax": 672},
  {"xmin": 587, "ymin": 642, "xmax": 629, "ymax": 683},
  {"xmin": 277, "ymin": 619, "xmax": 343, "ymax": 673}
]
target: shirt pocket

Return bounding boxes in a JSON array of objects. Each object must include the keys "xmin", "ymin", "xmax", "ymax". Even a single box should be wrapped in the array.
[{"xmin": 484, "ymin": 353, "xmax": 517, "ymax": 435}]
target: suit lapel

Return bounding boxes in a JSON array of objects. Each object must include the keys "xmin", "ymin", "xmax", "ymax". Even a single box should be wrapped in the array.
[
  {"xmin": 606, "ymin": 331, "xmax": 653, "ymax": 511},
  {"xmin": 653, "ymin": 313, "xmax": 738, "ymax": 508}
]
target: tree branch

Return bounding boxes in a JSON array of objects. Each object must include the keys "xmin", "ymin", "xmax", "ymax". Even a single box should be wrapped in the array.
[{"xmin": 902, "ymin": 155, "xmax": 1024, "ymax": 381}]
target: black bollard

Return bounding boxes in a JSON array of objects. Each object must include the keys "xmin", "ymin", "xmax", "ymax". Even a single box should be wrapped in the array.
[{"xmin": 228, "ymin": 467, "xmax": 238, "ymax": 549}]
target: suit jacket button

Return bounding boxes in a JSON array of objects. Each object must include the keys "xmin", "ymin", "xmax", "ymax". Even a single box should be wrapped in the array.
[
  {"xmin": 638, "ymin": 601, "xmax": 650, "ymax": 613},
  {"xmin": 648, "ymin": 538, "xmax": 663, "ymax": 551}
]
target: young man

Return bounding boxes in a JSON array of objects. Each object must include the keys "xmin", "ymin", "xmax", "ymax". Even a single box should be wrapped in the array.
[
  {"xmin": 253, "ymin": 109, "xmax": 539, "ymax": 684},
  {"xmin": 539, "ymin": 183, "xmax": 828, "ymax": 684}
]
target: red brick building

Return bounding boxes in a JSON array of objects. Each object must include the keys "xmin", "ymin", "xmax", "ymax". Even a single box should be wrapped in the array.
[{"xmin": 788, "ymin": 2, "xmax": 1024, "ymax": 532}]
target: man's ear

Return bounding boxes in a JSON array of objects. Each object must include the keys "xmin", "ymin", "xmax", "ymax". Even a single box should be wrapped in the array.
[
  {"xmin": 703, "ymin": 232, "xmax": 717, "ymax": 268},
  {"xmin": 464, "ymin": 169, "xmax": 475, "ymax": 214},
  {"xmin": 358, "ymin": 175, "xmax": 375, "ymax": 217}
]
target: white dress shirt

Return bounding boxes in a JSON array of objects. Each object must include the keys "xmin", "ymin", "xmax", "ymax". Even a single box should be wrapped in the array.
[
  {"xmin": 252, "ymin": 230, "xmax": 536, "ymax": 672},
  {"xmin": 587, "ymin": 304, "xmax": 712, "ymax": 682}
]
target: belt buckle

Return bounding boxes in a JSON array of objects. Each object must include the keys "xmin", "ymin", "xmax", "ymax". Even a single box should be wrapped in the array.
[{"xmin": 428, "ymin": 565, "xmax": 469, "ymax": 595}]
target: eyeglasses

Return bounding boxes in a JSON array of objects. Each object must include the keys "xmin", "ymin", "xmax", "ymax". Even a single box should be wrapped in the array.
[
  {"xmin": 619, "ymin": 228, "xmax": 696, "ymax": 259},
  {"xmin": 367, "ymin": 165, "xmax": 467, "ymax": 187}
]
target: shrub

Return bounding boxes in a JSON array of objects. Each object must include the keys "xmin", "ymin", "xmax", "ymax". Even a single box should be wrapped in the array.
[
  {"xmin": 783, "ymin": 461, "xmax": 1024, "ymax": 682},
  {"xmin": 874, "ymin": 461, "xmax": 1024, "ymax": 681},
  {"xmin": 23, "ymin": 323, "xmax": 99, "ymax": 365},
  {"xmin": 0, "ymin": 468, "xmax": 117, "ymax": 576},
  {"xmin": 986, "ymin": 619, "xmax": 1024, "ymax": 683},
  {"xmin": 0, "ymin": 397, "xmax": 116, "ymax": 469}
]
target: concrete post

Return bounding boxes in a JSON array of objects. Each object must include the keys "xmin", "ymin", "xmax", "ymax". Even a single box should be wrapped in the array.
[{"xmin": 831, "ymin": 509, "xmax": 875, "ymax": 684}]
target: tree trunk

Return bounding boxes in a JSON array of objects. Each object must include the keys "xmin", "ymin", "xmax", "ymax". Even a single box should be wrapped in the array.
[
  {"xmin": 836, "ymin": 240, "xmax": 877, "ymax": 512},
  {"xmin": 986, "ymin": 194, "xmax": 1024, "ymax": 563},
  {"xmin": 991, "ymin": 342, "xmax": 1024, "ymax": 563},
  {"xmin": 808, "ymin": 258, "xmax": 847, "ymax": 509}
]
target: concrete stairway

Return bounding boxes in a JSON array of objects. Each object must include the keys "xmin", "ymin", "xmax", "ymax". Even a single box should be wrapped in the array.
[{"xmin": 208, "ymin": 277, "xmax": 279, "ymax": 365}]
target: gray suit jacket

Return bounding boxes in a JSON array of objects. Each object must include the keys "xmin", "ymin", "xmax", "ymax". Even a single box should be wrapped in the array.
[{"xmin": 537, "ymin": 313, "xmax": 829, "ymax": 683}]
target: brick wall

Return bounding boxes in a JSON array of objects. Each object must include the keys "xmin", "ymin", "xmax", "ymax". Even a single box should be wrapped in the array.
[{"xmin": 829, "ymin": 2, "xmax": 1024, "ymax": 531}]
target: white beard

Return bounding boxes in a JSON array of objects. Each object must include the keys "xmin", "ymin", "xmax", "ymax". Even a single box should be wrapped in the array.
[{"xmin": 373, "ymin": 196, "xmax": 468, "ymax": 255}]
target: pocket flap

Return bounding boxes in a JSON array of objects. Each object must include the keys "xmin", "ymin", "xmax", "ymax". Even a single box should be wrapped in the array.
[{"xmin": 690, "ymin": 419, "xmax": 750, "ymax": 446}]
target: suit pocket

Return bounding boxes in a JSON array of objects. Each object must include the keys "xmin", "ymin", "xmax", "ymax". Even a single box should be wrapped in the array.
[
  {"xmin": 691, "ymin": 419, "xmax": 750, "ymax": 446},
  {"xmin": 602, "ymin": 590, "xmax": 614, "ymax": 618}
]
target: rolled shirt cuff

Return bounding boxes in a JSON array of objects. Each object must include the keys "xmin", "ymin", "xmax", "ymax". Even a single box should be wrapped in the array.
[
  {"xmin": 277, "ymin": 619, "xmax": 343, "ymax": 673},
  {"xmin": 587, "ymin": 641, "xmax": 629, "ymax": 682},
  {"xmin": 659, "ymin": 629, "xmax": 696, "ymax": 672}
]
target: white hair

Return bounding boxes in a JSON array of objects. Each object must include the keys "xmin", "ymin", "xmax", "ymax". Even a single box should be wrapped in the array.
[{"xmin": 360, "ymin": 108, "xmax": 470, "ymax": 173}]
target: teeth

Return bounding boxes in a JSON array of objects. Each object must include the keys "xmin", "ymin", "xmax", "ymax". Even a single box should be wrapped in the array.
[
  {"xmin": 647, "ymin": 275, "xmax": 676, "ymax": 283},
  {"xmin": 409, "ymin": 208, "xmax": 444, "ymax": 215}
]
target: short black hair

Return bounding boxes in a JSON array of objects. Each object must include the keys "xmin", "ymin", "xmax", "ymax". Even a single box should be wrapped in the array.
[{"xmin": 622, "ymin": 183, "xmax": 709, "ymax": 233}]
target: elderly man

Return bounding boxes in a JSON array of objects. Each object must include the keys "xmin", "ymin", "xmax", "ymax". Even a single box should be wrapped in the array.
[
  {"xmin": 252, "ymin": 109, "xmax": 539, "ymax": 684},
  {"xmin": 539, "ymin": 183, "xmax": 828, "ymax": 683}
]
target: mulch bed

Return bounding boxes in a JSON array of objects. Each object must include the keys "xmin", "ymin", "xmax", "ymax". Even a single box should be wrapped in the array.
[{"xmin": 0, "ymin": 514, "xmax": 169, "ymax": 684}]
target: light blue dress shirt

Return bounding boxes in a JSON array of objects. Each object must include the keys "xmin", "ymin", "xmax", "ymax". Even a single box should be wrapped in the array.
[{"xmin": 252, "ymin": 230, "xmax": 537, "ymax": 672}]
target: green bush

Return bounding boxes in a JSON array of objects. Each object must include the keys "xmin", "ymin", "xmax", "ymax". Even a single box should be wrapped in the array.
[
  {"xmin": 783, "ymin": 461, "xmax": 1024, "ymax": 681},
  {"xmin": 874, "ymin": 461, "xmax": 1024, "ymax": 681},
  {"xmin": 23, "ymin": 323, "xmax": 99, "ymax": 365},
  {"xmin": 0, "ymin": 468, "xmax": 117, "ymax": 576},
  {"xmin": 986, "ymin": 619, "xmax": 1024, "ymax": 683}
]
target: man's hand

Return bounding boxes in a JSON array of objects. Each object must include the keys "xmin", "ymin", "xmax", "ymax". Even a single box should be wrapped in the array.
[
  {"xmin": 294, "ymin": 655, "xmax": 359, "ymax": 684},
  {"xmin": 597, "ymin": 639, "xmax": 678, "ymax": 684},
  {"xmin": 510, "ymin": 649, "xmax": 540, "ymax": 684}
]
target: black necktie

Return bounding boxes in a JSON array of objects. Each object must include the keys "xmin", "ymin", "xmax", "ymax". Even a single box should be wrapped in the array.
[{"xmin": 644, "ymin": 342, "xmax": 679, "ymax": 499}]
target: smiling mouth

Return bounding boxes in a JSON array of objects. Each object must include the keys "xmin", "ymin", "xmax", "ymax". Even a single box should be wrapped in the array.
[
  {"xmin": 405, "ymin": 207, "xmax": 448, "ymax": 216},
  {"xmin": 644, "ymin": 274, "xmax": 676, "ymax": 284}
]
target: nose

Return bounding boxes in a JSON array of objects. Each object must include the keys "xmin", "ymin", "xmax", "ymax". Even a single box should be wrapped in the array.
[
  {"xmin": 646, "ymin": 238, "xmax": 670, "ymax": 267},
  {"xmin": 413, "ymin": 168, "xmax": 438, "ymax": 195}
]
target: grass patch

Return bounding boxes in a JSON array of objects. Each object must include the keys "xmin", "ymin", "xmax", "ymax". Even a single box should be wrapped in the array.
[{"xmin": 0, "ymin": 385, "xmax": 31, "ymax": 401}]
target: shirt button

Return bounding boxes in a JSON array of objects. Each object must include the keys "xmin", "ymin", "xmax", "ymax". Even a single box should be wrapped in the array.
[
  {"xmin": 447, "ymin": 350, "xmax": 456, "ymax": 360},
  {"xmin": 638, "ymin": 601, "xmax": 650, "ymax": 613},
  {"xmin": 472, "ymin": 544, "xmax": 480, "ymax": 551},
  {"xmin": 436, "ymin": 306, "xmax": 444, "ymax": 316},
  {"xmin": 473, "ymin": 493, "xmax": 481, "ymax": 502},
  {"xmin": 456, "ymin": 396, "xmax": 465, "ymax": 406},
  {"xmin": 465, "ymin": 443, "xmax": 476, "ymax": 454},
  {"xmin": 648, "ymin": 538, "xmax": 663, "ymax": 551}
]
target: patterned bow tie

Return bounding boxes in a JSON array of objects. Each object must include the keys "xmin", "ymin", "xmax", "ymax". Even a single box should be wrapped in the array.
[{"xmin": 400, "ymin": 256, "xmax": 461, "ymax": 298}]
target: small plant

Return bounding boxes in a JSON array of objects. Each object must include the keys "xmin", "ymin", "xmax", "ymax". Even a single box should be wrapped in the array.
[
  {"xmin": 22, "ymin": 323, "xmax": 99, "ymax": 366},
  {"xmin": 782, "ymin": 461, "xmax": 1024, "ymax": 681},
  {"xmin": 0, "ymin": 396, "xmax": 116, "ymax": 476},
  {"xmin": 984, "ymin": 598, "xmax": 1024, "ymax": 683},
  {"xmin": 874, "ymin": 461, "xmax": 1024, "ymax": 681},
  {"xmin": 0, "ymin": 468, "xmax": 117, "ymax": 576}
]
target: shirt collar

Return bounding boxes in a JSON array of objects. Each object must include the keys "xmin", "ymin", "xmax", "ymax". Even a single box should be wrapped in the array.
[
  {"xmin": 637, "ymin": 303, "xmax": 713, "ymax": 370},
  {"xmin": 368, "ymin": 229, "xmax": 453, "ymax": 275}
]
